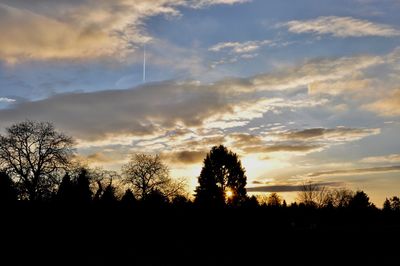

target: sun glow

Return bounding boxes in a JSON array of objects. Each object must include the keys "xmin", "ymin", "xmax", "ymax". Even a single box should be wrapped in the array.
[{"xmin": 225, "ymin": 188, "xmax": 234, "ymax": 199}]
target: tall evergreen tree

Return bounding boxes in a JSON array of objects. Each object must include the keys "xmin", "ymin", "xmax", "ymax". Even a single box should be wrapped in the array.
[
  {"xmin": 57, "ymin": 173, "xmax": 74, "ymax": 203},
  {"xmin": 121, "ymin": 189, "xmax": 137, "ymax": 206},
  {"xmin": 383, "ymin": 198, "xmax": 392, "ymax": 212},
  {"xmin": 74, "ymin": 169, "xmax": 92, "ymax": 203},
  {"xmin": 100, "ymin": 183, "xmax": 118, "ymax": 204},
  {"xmin": 195, "ymin": 145, "xmax": 247, "ymax": 206},
  {"xmin": 349, "ymin": 191, "xmax": 371, "ymax": 210}
]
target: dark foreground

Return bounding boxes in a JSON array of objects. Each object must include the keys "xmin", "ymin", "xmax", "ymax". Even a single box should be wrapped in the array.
[{"xmin": 3, "ymin": 205, "xmax": 400, "ymax": 266}]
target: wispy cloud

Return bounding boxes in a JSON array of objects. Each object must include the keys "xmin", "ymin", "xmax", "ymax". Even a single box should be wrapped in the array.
[
  {"xmin": 190, "ymin": 0, "xmax": 250, "ymax": 8},
  {"xmin": 308, "ymin": 78, "xmax": 372, "ymax": 95},
  {"xmin": 247, "ymin": 182, "xmax": 343, "ymax": 192},
  {"xmin": 0, "ymin": 97, "xmax": 16, "ymax": 103},
  {"xmin": 229, "ymin": 127, "xmax": 380, "ymax": 157},
  {"xmin": 209, "ymin": 40, "xmax": 273, "ymax": 54},
  {"xmin": 361, "ymin": 154, "xmax": 400, "ymax": 164},
  {"xmin": 363, "ymin": 88, "xmax": 400, "ymax": 116},
  {"xmin": 281, "ymin": 16, "xmax": 400, "ymax": 37},
  {"xmin": 281, "ymin": 128, "xmax": 380, "ymax": 142},
  {"xmin": 308, "ymin": 165, "xmax": 400, "ymax": 177},
  {"xmin": 243, "ymin": 144, "xmax": 323, "ymax": 154}
]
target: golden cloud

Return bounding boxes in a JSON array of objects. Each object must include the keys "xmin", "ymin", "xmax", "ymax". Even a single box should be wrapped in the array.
[{"xmin": 363, "ymin": 88, "xmax": 400, "ymax": 117}]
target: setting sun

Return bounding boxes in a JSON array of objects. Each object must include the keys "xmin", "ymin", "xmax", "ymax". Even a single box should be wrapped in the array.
[{"xmin": 225, "ymin": 189, "xmax": 234, "ymax": 199}]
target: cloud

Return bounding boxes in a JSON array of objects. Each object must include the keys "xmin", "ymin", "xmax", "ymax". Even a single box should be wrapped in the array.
[
  {"xmin": 308, "ymin": 78, "xmax": 371, "ymax": 95},
  {"xmin": 209, "ymin": 40, "xmax": 272, "ymax": 54},
  {"xmin": 190, "ymin": 0, "xmax": 250, "ymax": 8},
  {"xmin": 360, "ymin": 154, "xmax": 400, "ymax": 164},
  {"xmin": 0, "ymin": 97, "xmax": 16, "ymax": 103},
  {"xmin": 281, "ymin": 16, "xmax": 400, "ymax": 38},
  {"xmin": 0, "ymin": 51, "xmax": 387, "ymax": 147},
  {"xmin": 247, "ymin": 182, "xmax": 343, "ymax": 192},
  {"xmin": 243, "ymin": 144, "xmax": 323, "ymax": 154},
  {"xmin": 228, "ymin": 127, "xmax": 379, "ymax": 157},
  {"xmin": 0, "ymin": 81, "xmax": 230, "ymax": 140},
  {"xmin": 0, "ymin": 0, "xmax": 248, "ymax": 63},
  {"xmin": 363, "ymin": 88, "xmax": 400, "ymax": 116},
  {"xmin": 308, "ymin": 165, "xmax": 400, "ymax": 177},
  {"xmin": 251, "ymin": 55, "xmax": 382, "ymax": 92},
  {"xmin": 229, "ymin": 133, "xmax": 264, "ymax": 146},
  {"xmin": 282, "ymin": 128, "xmax": 380, "ymax": 142},
  {"xmin": 162, "ymin": 150, "xmax": 207, "ymax": 164}
]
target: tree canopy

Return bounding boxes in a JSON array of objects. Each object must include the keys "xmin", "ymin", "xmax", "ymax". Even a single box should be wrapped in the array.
[
  {"xmin": 0, "ymin": 121, "xmax": 74, "ymax": 200},
  {"xmin": 195, "ymin": 145, "xmax": 247, "ymax": 206},
  {"xmin": 122, "ymin": 154, "xmax": 186, "ymax": 200}
]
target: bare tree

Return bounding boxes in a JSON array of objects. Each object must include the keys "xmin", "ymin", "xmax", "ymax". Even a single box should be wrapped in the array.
[
  {"xmin": 330, "ymin": 188, "xmax": 354, "ymax": 208},
  {"xmin": 122, "ymin": 154, "xmax": 186, "ymax": 200},
  {"xmin": 0, "ymin": 121, "xmax": 74, "ymax": 200},
  {"xmin": 297, "ymin": 182, "xmax": 330, "ymax": 208},
  {"xmin": 267, "ymin": 192, "xmax": 282, "ymax": 207}
]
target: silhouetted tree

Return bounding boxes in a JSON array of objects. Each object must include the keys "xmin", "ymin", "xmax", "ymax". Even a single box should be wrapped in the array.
[
  {"xmin": 93, "ymin": 180, "xmax": 103, "ymax": 202},
  {"xmin": 0, "ymin": 121, "xmax": 74, "ymax": 200},
  {"xmin": 195, "ymin": 145, "xmax": 247, "ymax": 207},
  {"xmin": 242, "ymin": 195, "xmax": 259, "ymax": 208},
  {"xmin": 121, "ymin": 189, "xmax": 137, "ymax": 206},
  {"xmin": 0, "ymin": 171, "xmax": 18, "ymax": 203},
  {"xmin": 349, "ymin": 190, "xmax": 371, "ymax": 210},
  {"xmin": 267, "ymin": 192, "xmax": 282, "ymax": 207},
  {"xmin": 57, "ymin": 173, "xmax": 74, "ymax": 203},
  {"xmin": 100, "ymin": 183, "xmax": 118, "ymax": 204},
  {"xmin": 331, "ymin": 188, "xmax": 354, "ymax": 208},
  {"xmin": 297, "ymin": 182, "xmax": 330, "ymax": 208},
  {"xmin": 171, "ymin": 195, "xmax": 191, "ymax": 208},
  {"xmin": 142, "ymin": 189, "xmax": 169, "ymax": 207},
  {"xmin": 122, "ymin": 154, "xmax": 185, "ymax": 200},
  {"xmin": 383, "ymin": 198, "xmax": 392, "ymax": 212},
  {"xmin": 390, "ymin": 196, "xmax": 400, "ymax": 211},
  {"xmin": 74, "ymin": 169, "xmax": 92, "ymax": 203}
]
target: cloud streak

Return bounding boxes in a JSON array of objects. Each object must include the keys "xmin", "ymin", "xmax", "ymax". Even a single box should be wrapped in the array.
[
  {"xmin": 282, "ymin": 128, "xmax": 380, "ymax": 142},
  {"xmin": 361, "ymin": 154, "xmax": 400, "ymax": 164},
  {"xmin": 247, "ymin": 182, "xmax": 343, "ymax": 192},
  {"xmin": 282, "ymin": 16, "xmax": 400, "ymax": 37},
  {"xmin": 0, "ymin": 97, "xmax": 16, "ymax": 103},
  {"xmin": 209, "ymin": 40, "xmax": 273, "ymax": 54},
  {"xmin": 308, "ymin": 166, "xmax": 400, "ymax": 177}
]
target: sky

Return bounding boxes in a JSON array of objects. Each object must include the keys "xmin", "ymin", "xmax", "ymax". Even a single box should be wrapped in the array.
[{"xmin": 0, "ymin": 0, "xmax": 400, "ymax": 205}]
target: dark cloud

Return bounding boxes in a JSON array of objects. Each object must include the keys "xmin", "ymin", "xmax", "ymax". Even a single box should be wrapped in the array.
[
  {"xmin": 247, "ymin": 182, "xmax": 343, "ymax": 192},
  {"xmin": 308, "ymin": 165, "xmax": 400, "ymax": 177},
  {"xmin": 0, "ymin": 81, "xmax": 232, "ymax": 140},
  {"xmin": 162, "ymin": 150, "xmax": 206, "ymax": 165},
  {"xmin": 284, "ymin": 128, "xmax": 325, "ymax": 139},
  {"xmin": 282, "ymin": 128, "xmax": 380, "ymax": 141},
  {"xmin": 230, "ymin": 133, "xmax": 263, "ymax": 147}
]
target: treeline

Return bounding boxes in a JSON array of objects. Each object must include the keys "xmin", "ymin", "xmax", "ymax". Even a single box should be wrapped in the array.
[{"xmin": 1, "ymin": 120, "xmax": 399, "ymax": 213}]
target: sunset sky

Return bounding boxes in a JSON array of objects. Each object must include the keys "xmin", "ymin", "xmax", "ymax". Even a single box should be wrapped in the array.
[{"xmin": 0, "ymin": 0, "xmax": 399, "ymax": 205}]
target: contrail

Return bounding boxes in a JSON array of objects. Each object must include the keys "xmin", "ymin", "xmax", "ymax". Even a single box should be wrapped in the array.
[{"xmin": 143, "ymin": 44, "xmax": 146, "ymax": 83}]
